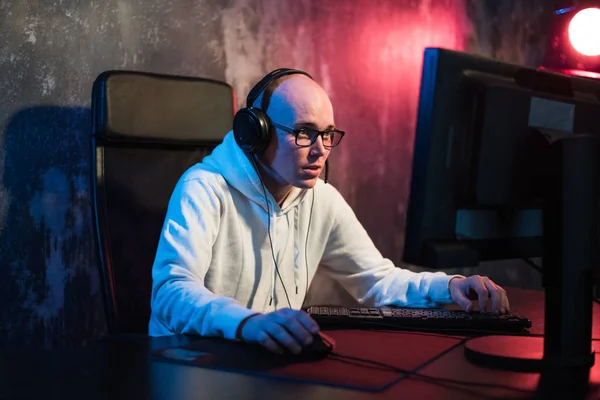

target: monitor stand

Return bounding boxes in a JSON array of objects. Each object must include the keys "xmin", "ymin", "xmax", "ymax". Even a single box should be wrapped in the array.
[{"xmin": 463, "ymin": 132, "xmax": 600, "ymax": 398}]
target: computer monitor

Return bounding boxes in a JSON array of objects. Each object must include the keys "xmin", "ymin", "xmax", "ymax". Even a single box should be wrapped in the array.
[
  {"xmin": 403, "ymin": 47, "xmax": 600, "ymax": 269},
  {"xmin": 403, "ymin": 47, "xmax": 600, "ymax": 394}
]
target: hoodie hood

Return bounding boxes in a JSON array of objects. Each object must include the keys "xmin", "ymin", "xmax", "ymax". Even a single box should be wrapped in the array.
[{"xmin": 202, "ymin": 130, "xmax": 308, "ymax": 214}]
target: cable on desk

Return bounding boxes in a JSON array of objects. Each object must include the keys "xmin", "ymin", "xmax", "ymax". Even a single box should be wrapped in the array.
[
  {"xmin": 329, "ymin": 351, "xmax": 532, "ymax": 396},
  {"xmin": 359, "ymin": 326, "xmax": 466, "ymax": 340},
  {"xmin": 359, "ymin": 321, "xmax": 468, "ymax": 340},
  {"xmin": 328, "ymin": 355, "xmax": 510, "ymax": 400}
]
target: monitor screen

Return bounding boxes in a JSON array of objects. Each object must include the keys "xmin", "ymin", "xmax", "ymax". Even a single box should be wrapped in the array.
[{"xmin": 403, "ymin": 47, "xmax": 600, "ymax": 268}]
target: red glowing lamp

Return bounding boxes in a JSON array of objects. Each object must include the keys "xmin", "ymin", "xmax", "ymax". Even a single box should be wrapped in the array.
[
  {"xmin": 543, "ymin": 5, "xmax": 600, "ymax": 78},
  {"xmin": 568, "ymin": 7, "xmax": 600, "ymax": 56}
]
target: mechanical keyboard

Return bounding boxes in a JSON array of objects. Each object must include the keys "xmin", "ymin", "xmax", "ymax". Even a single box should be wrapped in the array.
[{"xmin": 305, "ymin": 305, "xmax": 532, "ymax": 334}]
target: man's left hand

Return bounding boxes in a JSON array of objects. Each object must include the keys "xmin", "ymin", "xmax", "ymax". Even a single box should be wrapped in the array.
[{"xmin": 448, "ymin": 275, "xmax": 510, "ymax": 314}]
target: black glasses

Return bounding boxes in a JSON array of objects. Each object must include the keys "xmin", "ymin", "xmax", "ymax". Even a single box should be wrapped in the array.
[{"xmin": 272, "ymin": 122, "xmax": 345, "ymax": 148}]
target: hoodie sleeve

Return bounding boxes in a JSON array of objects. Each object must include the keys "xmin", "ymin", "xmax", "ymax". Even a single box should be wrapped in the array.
[
  {"xmin": 319, "ymin": 186, "xmax": 462, "ymax": 308},
  {"xmin": 150, "ymin": 176, "xmax": 257, "ymax": 339}
]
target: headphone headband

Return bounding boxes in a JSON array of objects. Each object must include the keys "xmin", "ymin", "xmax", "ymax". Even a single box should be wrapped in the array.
[{"xmin": 246, "ymin": 68, "xmax": 313, "ymax": 108}]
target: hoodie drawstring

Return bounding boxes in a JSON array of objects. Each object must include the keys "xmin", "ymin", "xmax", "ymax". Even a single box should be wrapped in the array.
[
  {"xmin": 270, "ymin": 210, "xmax": 275, "ymax": 307},
  {"xmin": 293, "ymin": 207, "xmax": 300, "ymax": 297},
  {"xmin": 269, "ymin": 207, "xmax": 300, "ymax": 309}
]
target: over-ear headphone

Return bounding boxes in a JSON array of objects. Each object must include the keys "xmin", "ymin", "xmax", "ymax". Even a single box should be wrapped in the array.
[{"xmin": 233, "ymin": 68, "xmax": 313, "ymax": 154}]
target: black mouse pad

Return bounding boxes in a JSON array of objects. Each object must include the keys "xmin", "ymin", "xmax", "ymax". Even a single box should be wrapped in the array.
[{"xmin": 150, "ymin": 330, "xmax": 466, "ymax": 392}]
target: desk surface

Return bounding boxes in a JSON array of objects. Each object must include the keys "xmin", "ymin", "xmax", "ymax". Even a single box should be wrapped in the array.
[{"xmin": 2, "ymin": 288, "xmax": 600, "ymax": 400}]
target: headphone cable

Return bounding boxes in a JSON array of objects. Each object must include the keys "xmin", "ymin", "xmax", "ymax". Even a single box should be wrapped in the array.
[{"xmin": 250, "ymin": 154, "xmax": 292, "ymax": 309}]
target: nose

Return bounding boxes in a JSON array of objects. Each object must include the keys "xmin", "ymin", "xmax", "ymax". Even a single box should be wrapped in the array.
[{"xmin": 309, "ymin": 135, "xmax": 327, "ymax": 157}]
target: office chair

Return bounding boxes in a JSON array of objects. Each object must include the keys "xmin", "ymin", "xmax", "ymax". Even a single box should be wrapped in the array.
[{"xmin": 91, "ymin": 70, "xmax": 234, "ymax": 334}]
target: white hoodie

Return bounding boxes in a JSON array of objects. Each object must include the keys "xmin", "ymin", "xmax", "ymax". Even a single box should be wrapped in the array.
[{"xmin": 149, "ymin": 131, "xmax": 459, "ymax": 339}]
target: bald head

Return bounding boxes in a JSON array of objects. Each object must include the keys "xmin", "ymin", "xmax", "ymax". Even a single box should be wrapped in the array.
[{"xmin": 255, "ymin": 74, "xmax": 334, "ymax": 129}]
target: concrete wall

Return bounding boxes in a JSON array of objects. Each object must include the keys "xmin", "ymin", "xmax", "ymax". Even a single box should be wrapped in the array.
[{"xmin": 0, "ymin": 0, "xmax": 554, "ymax": 347}]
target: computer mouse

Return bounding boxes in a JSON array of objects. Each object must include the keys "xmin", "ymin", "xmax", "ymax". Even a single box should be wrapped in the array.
[{"xmin": 302, "ymin": 331, "xmax": 335, "ymax": 356}]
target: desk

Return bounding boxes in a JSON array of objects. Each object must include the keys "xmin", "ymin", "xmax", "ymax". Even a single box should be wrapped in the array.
[{"xmin": 2, "ymin": 288, "xmax": 600, "ymax": 400}]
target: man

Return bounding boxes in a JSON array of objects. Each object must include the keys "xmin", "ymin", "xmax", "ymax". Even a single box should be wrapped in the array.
[{"xmin": 149, "ymin": 69, "xmax": 510, "ymax": 355}]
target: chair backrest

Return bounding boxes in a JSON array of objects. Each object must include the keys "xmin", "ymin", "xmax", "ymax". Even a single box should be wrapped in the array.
[{"xmin": 91, "ymin": 70, "xmax": 234, "ymax": 334}]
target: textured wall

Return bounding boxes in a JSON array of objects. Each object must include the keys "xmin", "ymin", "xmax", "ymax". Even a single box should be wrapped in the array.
[{"xmin": 0, "ymin": 0, "xmax": 554, "ymax": 348}]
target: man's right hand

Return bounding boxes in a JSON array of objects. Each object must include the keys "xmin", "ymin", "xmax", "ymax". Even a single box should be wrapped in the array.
[{"xmin": 240, "ymin": 308, "xmax": 320, "ymax": 355}]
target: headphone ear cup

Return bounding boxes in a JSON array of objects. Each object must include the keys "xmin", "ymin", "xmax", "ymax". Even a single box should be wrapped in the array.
[{"xmin": 233, "ymin": 107, "xmax": 272, "ymax": 153}]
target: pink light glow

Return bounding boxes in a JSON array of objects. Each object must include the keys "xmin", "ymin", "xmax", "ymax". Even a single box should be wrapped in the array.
[{"xmin": 568, "ymin": 8, "xmax": 600, "ymax": 56}]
